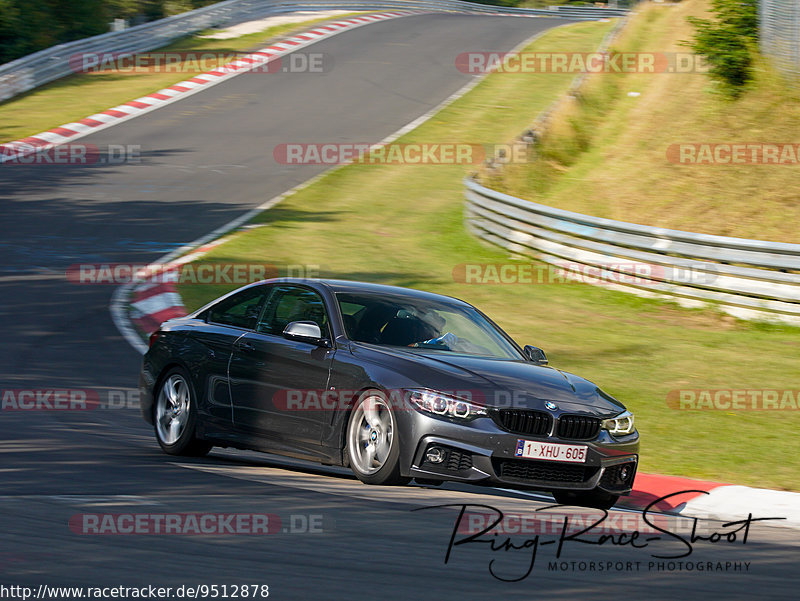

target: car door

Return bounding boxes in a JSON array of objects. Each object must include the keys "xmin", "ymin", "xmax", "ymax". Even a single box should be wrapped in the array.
[
  {"xmin": 188, "ymin": 285, "xmax": 271, "ymax": 429},
  {"xmin": 229, "ymin": 284, "xmax": 335, "ymax": 454}
]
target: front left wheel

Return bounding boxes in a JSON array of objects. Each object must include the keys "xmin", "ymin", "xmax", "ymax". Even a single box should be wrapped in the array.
[
  {"xmin": 345, "ymin": 391, "xmax": 409, "ymax": 486},
  {"xmin": 154, "ymin": 367, "xmax": 212, "ymax": 457}
]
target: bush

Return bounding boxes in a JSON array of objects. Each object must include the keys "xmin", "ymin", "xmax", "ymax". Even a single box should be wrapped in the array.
[
  {"xmin": 0, "ymin": 1, "xmax": 221, "ymax": 65},
  {"xmin": 685, "ymin": 0, "xmax": 758, "ymax": 98}
]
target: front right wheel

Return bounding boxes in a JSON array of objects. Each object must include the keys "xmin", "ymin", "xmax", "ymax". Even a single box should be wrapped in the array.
[{"xmin": 345, "ymin": 391, "xmax": 409, "ymax": 486}]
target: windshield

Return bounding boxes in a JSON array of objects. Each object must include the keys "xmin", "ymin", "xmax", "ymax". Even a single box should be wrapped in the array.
[{"xmin": 336, "ymin": 291, "xmax": 522, "ymax": 360}]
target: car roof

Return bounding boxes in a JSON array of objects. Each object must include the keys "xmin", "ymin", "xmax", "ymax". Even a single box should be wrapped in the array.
[{"xmin": 262, "ymin": 278, "xmax": 471, "ymax": 307}]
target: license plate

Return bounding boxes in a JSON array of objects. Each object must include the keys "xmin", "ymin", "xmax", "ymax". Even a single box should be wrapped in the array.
[{"xmin": 515, "ymin": 439, "xmax": 587, "ymax": 463}]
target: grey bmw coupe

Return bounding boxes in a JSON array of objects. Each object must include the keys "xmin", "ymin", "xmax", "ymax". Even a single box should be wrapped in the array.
[{"xmin": 140, "ymin": 278, "xmax": 639, "ymax": 509}]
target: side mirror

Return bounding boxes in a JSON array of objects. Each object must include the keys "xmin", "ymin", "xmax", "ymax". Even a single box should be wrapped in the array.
[
  {"xmin": 283, "ymin": 321, "xmax": 330, "ymax": 347},
  {"xmin": 523, "ymin": 345, "xmax": 548, "ymax": 366}
]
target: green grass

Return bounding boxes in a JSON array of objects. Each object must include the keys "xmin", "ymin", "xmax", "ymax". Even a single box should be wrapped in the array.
[
  {"xmin": 490, "ymin": 0, "xmax": 800, "ymax": 243},
  {"xmin": 177, "ymin": 18, "xmax": 800, "ymax": 491},
  {"xmin": 0, "ymin": 12, "xmax": 368, "ymax": 143}
]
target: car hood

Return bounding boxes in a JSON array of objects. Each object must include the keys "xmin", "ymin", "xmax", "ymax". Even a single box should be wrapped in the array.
[{"xmin": 351, "ymin": 343, "xmax": 625, "ymax": 415}]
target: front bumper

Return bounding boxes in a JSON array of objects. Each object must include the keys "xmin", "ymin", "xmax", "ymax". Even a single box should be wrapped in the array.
[{"xmin": 398, "ymin": 410, "xmax": 639, "ymax": 495}]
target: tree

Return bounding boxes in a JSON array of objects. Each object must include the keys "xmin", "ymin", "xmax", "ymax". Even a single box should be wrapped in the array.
[
  {"xmin": 48, "ymin": 0, "xmax": 109, "ymax": 43},
  {"xmin": 0, "ymin": 0, "xmax": 234, "ymax": 66},
  {"xmin": 0, "ymin": 0, "xmax": 21, "ymax": 63},
  {"xmin": 686, "ymin": 0, "xmax": 759, "ymax": 98}
]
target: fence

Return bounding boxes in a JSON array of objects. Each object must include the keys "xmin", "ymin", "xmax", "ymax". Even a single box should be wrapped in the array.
[
  {"xmin": 464, "ymin": 177, "xmax": 800, "ymax": 325},
  {"xmin": 760, "ymin": 0, "xmax": 800, "ymax": 82},
  {"xmin": 0, "ymin": 0, "xmax": 628, "ymax": 103}
]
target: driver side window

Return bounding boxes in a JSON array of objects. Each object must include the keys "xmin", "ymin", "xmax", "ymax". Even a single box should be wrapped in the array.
[{"xmin": 257, "ymin": 286, "xmax": 330, "ymax": 338}]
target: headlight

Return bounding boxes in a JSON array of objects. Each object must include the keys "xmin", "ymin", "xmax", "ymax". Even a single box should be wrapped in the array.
[
  {"xmin": 602, "ymin": 410, "xmax": 635, "ymax": 436},
  {"xmin": 407, "ymin": 389, "xmax": 487, "ymax": 420}
]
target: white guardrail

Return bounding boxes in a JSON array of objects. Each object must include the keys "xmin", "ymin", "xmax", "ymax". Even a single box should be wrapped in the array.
[
  {"xmin": 464, "ymin": 177, "xmax": 800, "ymax": 325},
  {"xmin": 0, "ymin": 0, "xmax": 627, "ymax": 103}
]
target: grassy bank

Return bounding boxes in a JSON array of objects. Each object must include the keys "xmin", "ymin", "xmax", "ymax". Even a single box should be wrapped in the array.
[
  {"xmin": 176, "ymin": 17, "xmax": 800, "ymax": 490},
  {"xmin": 489, "ymin": 0, "xmax": 800, "ymax": 243},
  {"xmin": 0, "ymin": 13, "xmax": 366, "ymax": 143}
]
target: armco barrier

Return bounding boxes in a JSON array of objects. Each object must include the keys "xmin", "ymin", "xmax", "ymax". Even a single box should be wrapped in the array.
[
  {"xmin": 464, "ymin": 177, "xmax": 800, "ymax": 325},
  {"xmin": 0, "ymin": 0, "xmax": 627, "ymax": 103}
]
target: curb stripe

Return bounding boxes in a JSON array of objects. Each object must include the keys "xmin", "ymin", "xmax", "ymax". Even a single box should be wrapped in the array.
[
  {"xmin": 621, "ymin": 472, "xmax": 726, "ymax": 512},
  {"xmin": 131, "ymin": 292, "xmax": 183, "ymax": 315},
  {"xmin": 51, "ymin": 127, "xmax": 78, "ymax": 137},
  {"xmin": 132, "ymin": 284, "xmax": 176, "ymax": 304}
]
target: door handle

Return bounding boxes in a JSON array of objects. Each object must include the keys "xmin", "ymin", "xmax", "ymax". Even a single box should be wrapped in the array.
[{"xmin": 238, "ymin": 341, "xmax": 256, "ymax": 352}]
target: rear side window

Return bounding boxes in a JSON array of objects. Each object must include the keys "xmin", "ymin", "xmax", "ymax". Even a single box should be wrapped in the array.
[{"xmin": 207, "ymin": 286, "xmax": 269, "ymax": 330}]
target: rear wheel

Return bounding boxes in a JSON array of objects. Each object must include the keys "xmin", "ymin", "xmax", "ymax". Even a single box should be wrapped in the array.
[
  {"xmin": 345, "ymin": 391, "xmax": 409, "ymax": 486},
  {"xmin": 154, "ymin": 368, "xmax": 212, "ymax": 457},
  {"xmin": 552, "ymin": 489, "xmax": 619, "ymax": 510}
]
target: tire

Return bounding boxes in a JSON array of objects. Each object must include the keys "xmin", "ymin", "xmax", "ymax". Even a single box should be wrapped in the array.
[
  {"xmin": 345, "ymin": 390, "xmax": 409, "ymax": 486},
  {"xmin": 153, "ymin": 367, "xmax": 212, "ymax": 457},
  {"xmin": 552, "ymin": 489, "xmax": 619, "ymax": 510}
]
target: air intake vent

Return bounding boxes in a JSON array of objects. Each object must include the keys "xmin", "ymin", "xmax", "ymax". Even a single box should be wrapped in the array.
[
  {"xmin": 495, "ymin": 459, "xmax": 598, "ymax": 485},
  {"xmin": 493, "ymin": 409, "xmax": 552, "ymax": 436},
  {"xmin": 557, "ymin": 415, "xmax": 601, "ymax": 440}
]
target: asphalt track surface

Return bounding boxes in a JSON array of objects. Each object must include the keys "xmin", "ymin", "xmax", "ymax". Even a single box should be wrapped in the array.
[{"xmin": 0, "ymin": 13, "xmax": 796, "ymax": 601}]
